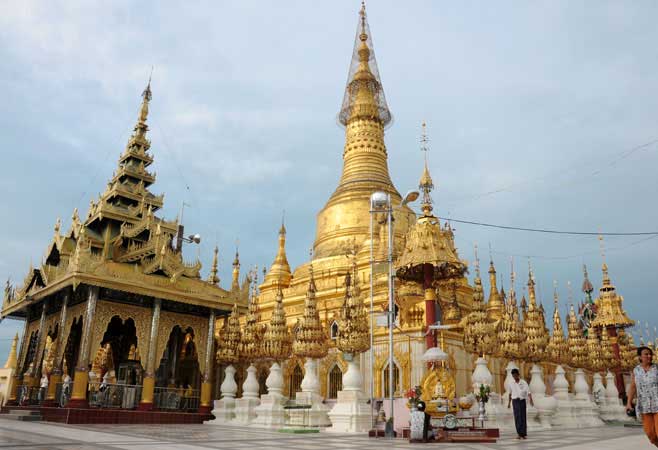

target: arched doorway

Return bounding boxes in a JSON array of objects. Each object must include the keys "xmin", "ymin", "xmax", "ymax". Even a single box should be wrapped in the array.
[
  {"xmin": 382, "ymin": 362, "xmax": 400, "ymax": 398},
  {"xmin": 62, "ymin": 317, "xmax": 83, "ymax": 377},
  {"xmin": 93, "ymin": 316, "xmax": 142, "ymax": 385},
  {"xmin": 155, "ymin": 326, "xmax": 200, "ymax": 389},
  {"xmin": 288, "ymin": 363, "xmax": 303, "ymax": 397},
  {"xmin": 328, "ymin": 364, "xmax": 342, "ymax": 399}
]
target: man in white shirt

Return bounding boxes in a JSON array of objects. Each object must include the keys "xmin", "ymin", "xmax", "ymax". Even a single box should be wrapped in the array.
[{"xmin": 507, "ymin": 368, "xmax": 533, "ymax": 439}]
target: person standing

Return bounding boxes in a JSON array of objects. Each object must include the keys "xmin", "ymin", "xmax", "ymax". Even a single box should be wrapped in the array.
[
  {"xmin": 627, "ymin": 346, "xmax": 658, "ymax": 448},
  {"xmin": 508, "ymin": 368, "xmax": 534, "ymax": 440}
]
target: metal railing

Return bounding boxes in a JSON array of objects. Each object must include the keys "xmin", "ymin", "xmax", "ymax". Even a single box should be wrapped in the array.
[
  {"xmin": 17, "ymin": 385, "xmax": 46, "ymax": 406},
  {"xmin": 153, "ymin": 387, "xmax": 200, "ymax": 412},
  {"xmin": 55, "ymin": 382, "xmax": 72, "ymax": 407},
  {"xmin": 88, "ymin": 383, "xmax": 142, "ymax": 409}
]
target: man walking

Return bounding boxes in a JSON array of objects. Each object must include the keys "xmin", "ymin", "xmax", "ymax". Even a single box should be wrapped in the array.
[{"xmin": 507, "ymin": 368, "xmax": 533, "ymax": 439}]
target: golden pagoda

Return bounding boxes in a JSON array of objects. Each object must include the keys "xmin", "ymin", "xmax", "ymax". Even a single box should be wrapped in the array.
[
  {"xmin": 1, "ymin": 82, "xmax": 234, "ymax": 419},
  {"xmin": 567, "ymin": 305, "xmax": 587, "ymax": 368},
  {"xmin": 262, "ymin": 220, "xmax": 292, "ymax": 294},
  {"xmin": 462, "ymin": 246, "xmax": 495, "ymax": 357},
  {"xmin": 546, "ymin": 285, "xmax": 570, "ymax": 365}
]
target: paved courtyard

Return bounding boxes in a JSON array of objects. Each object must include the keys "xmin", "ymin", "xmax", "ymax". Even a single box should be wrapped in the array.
[{"xmin": 0, "ymin": 419, "xmax": 652, "ymax": 450}]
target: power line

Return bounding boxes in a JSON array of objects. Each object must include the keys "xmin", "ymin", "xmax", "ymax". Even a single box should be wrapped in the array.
[{"xmin": 437, "ymin": 216, "xmax": 658, "ymax": 236}]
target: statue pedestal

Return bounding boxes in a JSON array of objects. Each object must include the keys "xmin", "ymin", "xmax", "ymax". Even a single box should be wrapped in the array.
[
  {"xmin": 601, "ymin": 371, "xmax": 630, "ymax": 422},
  {"xmin": 289, "ymin": 360, "xmax": 330, "ymax": 427},
  {"xmin": 211, "ymin": 365, "xmax": 238, "ymax": 423},
  {"xmin": 233, "ymin": 364, "xmax": 260, "ymax": 425},
  {"xmin": 528, "ymin": 364, "xmax": 556, "ymax": 430},
  {"xmin": 550, "ymin": 365, "xmax": 578, "ymax": 429},
  {"xmin": 572, "ymin": 369, "xmax": 604, "ymax": 427},
  {"xmin": 328, "ymin": 360, "xmax": 371, "ymax": 433},
  {"xmin": 254, "ymin": 363, "xmax": 288, "ymax": 428}
]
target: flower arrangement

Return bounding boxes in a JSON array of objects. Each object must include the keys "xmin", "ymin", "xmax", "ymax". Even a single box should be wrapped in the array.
[
  {"xmin": 474, "ymin": 383, "xmax": 491, "ymax": 403},
  {"xmin": 406, "ymin": 385, "xmax": 422, "ymax": 409}
]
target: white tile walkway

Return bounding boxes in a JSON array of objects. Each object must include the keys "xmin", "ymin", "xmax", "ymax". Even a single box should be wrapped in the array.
[{"xmin": 0, "ymin": 418, "xmax": 652, "ymax": 450}]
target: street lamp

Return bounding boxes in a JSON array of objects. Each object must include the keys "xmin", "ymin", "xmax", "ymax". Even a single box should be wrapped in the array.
[{"xmin": 369, "ymin": 190, "xmax": 418, "ymax": 437}]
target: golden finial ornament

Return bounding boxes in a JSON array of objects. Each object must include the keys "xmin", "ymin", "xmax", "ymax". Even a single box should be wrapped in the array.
[
  {"xmin": 239, "ymin": 268, "xmax": 265, "ymax": 361},
  {"xmin": 292, "ymin": 255, "xmax": 329, "ymax": 359},
  {"xmin": 521, "ymin": 263, "xmax": 549, "ymax": 362},
  {"xmin": 263, "ymin": 215, "xmax": 292, "ymax": 288},
  {"xmin": 585, "ymin": 328, "xmax": 604, "ymax": 372},
  {"xmin": 207, "ymin": 245, "xmax": 220, "ymax": 285},
  {"xmin": 231, "ymin": 242, "xmax": 240, "ymax": 293},
  {"xmin": 462, "ymin": 244, "xmax": 495, "ymax": 356},
  {"xmin": 486, "ymin": 245, "xmax": 504, "ymax": 322},
  {"xmin": 496, "ymin": 258, "xmax": 525, "ymax": 360},
  {"xmin": 566, "ymin": 304, "xmax": 587, "ymax": 368},
  {"xmin": 546, "ymin": 282, "xmax": 570, "ymax": 365},
  {"xmin": 336, "ymin": 249, "xmax": 370, "ymax": 355},
  {"xmin": 590, "ymin": 237, "xmax": 634, "ymax": 330},
  {"xmin": 216, "ymin": 303, "xmax": 242, "ymax": 364},
  {"xmin": 262, "ymin": 285, "xmax": 293, "ymax": 361}
]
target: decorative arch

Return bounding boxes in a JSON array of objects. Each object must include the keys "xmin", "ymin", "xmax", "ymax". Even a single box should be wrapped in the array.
[
  {"xmin": 282, "ymin": 355, "xmax": 305, "ymax": 398},
  {"xmin": 330, "ymin": 321, "xmax": 339, "ymax": 339},
  {"xmin": 90, "ymin": 301, "xmax": 150, "ymax": 367},
  {"xmin": 327, "ymin": 364, "xmax": 343, "ymax": 399},
  {"xmin": 373, "ymin": 344, "xmax": 411, "ymax": 397},
  {"xmin": 319, "ymin": 351, "xmax": 347, "ymax": 398},
  {"xmin": 156, "ymin": 311, "xmax": 208, "ymax": 374}
]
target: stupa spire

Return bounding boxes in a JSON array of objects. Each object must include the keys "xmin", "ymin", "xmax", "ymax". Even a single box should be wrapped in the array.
[
  {"xmin": 207, "ymin": 245, "xmax": 219, "ymax": 285},
  {"xmin": 486, "ymin": 246, "xmax": 504, "ymax": 321},
  {"xmin": 264, "ymin": 214, "xmax": 292, "ymax": 288},
  {"xmin": 419, "ymin": 122, "xmax": 435, "ymax": 217},
  {"xmin": 314, "ymin": 2, "xmax": 409, "ymax": 258},
  {"xmin": 231, "ymin": 243, "xmax": 240, "ymax": 293},
  {"xmin": 3, "ymin": 333, "xmax": 18, "ymax": 369}
]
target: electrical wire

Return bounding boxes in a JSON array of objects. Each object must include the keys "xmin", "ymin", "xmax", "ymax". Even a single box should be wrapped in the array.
[{"xmin": 437, "ymin": 216, "xmax": 658, "ymax": 236}]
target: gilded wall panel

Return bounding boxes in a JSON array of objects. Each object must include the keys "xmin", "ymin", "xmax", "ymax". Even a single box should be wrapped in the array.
[
  {"xmin": 155, "ymin": 311, "xmax": 208, "ymax": 374},
  {"xmin": 319, "ymin": 350, "xmax": 347, "ymax": 399},
  {"xmin": 19, "ymin": 319, "xmax": 40, "ymax": 371}
]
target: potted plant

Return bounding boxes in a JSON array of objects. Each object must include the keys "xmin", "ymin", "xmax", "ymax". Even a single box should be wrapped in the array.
[{"xmin": 406, "ymin": 385, "xmax": 422, "ymax": 410}]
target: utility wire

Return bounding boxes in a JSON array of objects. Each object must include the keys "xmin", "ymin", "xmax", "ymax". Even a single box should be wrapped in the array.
[{"xmin": 437, "ymin": 216, "xmax": 658, "ymax": 236}]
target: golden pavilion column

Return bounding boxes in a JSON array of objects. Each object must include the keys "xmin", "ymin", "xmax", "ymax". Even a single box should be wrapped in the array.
[
  {"xmin": 6, "ymin": 311, "xmax": 31, "ymax": 406},
  {"xmin": 44, "ymin": 291, "xmax": 70, "ymax": 406},
  {"xmin": 139, "ymin": 298, "xmax": 161, "ymax": 410},
  {"xmin": 199, "ymin": 309, "xmax": 216, "ymax": 414},
  {"xmin": 23, "ymin": 299, "xmax": 49, "ymax": 388},
  {"xmin": 69, "ymin": 286, "xmax": 99, "ymax": 408}
]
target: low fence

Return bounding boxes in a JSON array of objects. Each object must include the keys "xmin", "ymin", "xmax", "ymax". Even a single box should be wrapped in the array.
[
  {"xmin": 154, "ymin": 387, "xmax": 200, "ymax": 412},
  {"xmin": 88, "ymin": 383, "xmax": 142, "ymax": 409}
]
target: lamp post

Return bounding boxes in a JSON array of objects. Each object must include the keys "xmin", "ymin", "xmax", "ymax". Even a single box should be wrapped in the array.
[{"xmin": 370, "ymin": 190, "xmax": 418, "ymax": 437}]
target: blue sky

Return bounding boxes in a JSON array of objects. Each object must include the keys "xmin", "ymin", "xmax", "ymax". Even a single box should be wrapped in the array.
[{"xmin": 1, "ymin": 1, "xmax": 657, "ymax": 359}]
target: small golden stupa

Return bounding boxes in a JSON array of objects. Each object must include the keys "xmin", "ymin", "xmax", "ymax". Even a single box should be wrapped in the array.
[
  {"xmin": 336, "ymin": 253, "xmax": 370, "ymax": 356},
  {"xmin": 546, "ymin": 285, "xmax": 570, "ymax": 366},
  {"xmin": 292, "ymin": 262, "xmax": 328, "ymax": 360},
  {"xmin": 566, "ymin": 305, "xmax": 587, "ymax": 369},
  {"xmin": 462, "ymin": 246, "xmax": 495, "ymax": 357},
  {"xmin": 585, "ymin": 329, "xmax": 604, "ymax": 373},
  {"xmin": 521, "ymin": 270, "xmax": 549, "ymax": 362},
  {"xmin": 262, "ymin": 286, "xmax": 293, "ymax": 362},
  {"xmin": 240, "ymin": 274, "xmax": 265, "ymax": 362},
  {"xmin": 216, "ymin": 304, "xmax": 242, "ymax": 365}
]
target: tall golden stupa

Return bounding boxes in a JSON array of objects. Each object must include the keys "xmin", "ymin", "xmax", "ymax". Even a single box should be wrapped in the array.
[{"xmin": 253, "ymin": 3, "xmax": 477, "ymax": 399}]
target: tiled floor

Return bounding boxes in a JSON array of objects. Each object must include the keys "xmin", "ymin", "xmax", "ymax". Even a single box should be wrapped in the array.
[{"xmin": 0, "ymin": 419, "xmax": 651, "ymax": 449}]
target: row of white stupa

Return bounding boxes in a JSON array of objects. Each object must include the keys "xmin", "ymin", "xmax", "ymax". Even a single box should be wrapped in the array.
[{"xmin": 210, "ymin": 355, "xmax": 630, "ymax": 432}]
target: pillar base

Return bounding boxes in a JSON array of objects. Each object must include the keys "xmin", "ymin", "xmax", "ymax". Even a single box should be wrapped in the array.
[
  {"xmin": 199, "ymin": 381, "xmax": 212, "ymax": 415},
  {"xmin": 198, "ymin": 405, "xmax": 212, "ymax": 414},
  {"xmin": 138, "ymin": 401, "xmax": 154, "ymax": 411},
  {"xmin": 46, "ymin": 373, "xmax": 62, "ymax": 404},
  {"xmin": 69, "ymin": 369, "xmax": 89, "ymax": 409},
  {"xmin": 66, "ymin": 398, "xmax": 89, "ymax": 408}
]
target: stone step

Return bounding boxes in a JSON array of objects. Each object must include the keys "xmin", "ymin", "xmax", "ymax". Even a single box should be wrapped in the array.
[
  {"xmin": 8, "ymin": 410, "xmax": 40, "ymax": 416},
  {"xmin": 0, "ymin": 414, "xmax": 41, "ymax": 422}
]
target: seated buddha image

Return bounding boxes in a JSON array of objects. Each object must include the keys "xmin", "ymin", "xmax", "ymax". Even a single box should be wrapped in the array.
[{"xmin": 180, "ymin": 332, "xmax": 197, "ymax": 360}]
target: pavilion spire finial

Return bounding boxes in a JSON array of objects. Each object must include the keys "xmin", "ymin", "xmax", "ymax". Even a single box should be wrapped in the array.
[{"xmin": 419, "ymin": 122, "xmax": 434, "ymax": 216}]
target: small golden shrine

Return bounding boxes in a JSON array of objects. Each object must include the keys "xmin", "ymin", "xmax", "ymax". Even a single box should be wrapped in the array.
[
  {"xmin": 546, "ymin": 285, "xmax": 570, "ymax": 365},
  {"xmin": 496, "ymin": 272, "xmax": 525, "ymax": 361},
  {"xmin": 461, "ymin": 246, "xmax": 495, "ymax": 357},
  {"xmin": 567, "ymin": 305, "xmax": 587, "ymax": 368},
  {"xmin": 521, "ymin": 270, "xmax": 549, "ymax": 362}
]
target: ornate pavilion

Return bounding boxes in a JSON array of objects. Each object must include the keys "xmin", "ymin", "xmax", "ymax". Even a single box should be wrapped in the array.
[{"xmin": 1, "ymin": 81, "xmax": 246, "ymax": 423}]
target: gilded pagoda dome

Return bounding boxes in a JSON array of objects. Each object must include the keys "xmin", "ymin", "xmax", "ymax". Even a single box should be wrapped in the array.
[{"xmin": 590, "ymin": 263, "xmax": 634, "ymax": 329}]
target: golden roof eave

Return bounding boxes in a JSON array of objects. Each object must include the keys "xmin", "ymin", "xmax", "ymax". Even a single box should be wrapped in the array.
[{"xmin": 1, "ymin": 269, "xmax": 235, "ymax": 318}]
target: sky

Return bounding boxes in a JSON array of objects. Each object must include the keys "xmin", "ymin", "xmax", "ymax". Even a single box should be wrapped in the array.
[{"xmin": 0, "ymin": 0, "xmax": 657, "ymax": 360}]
